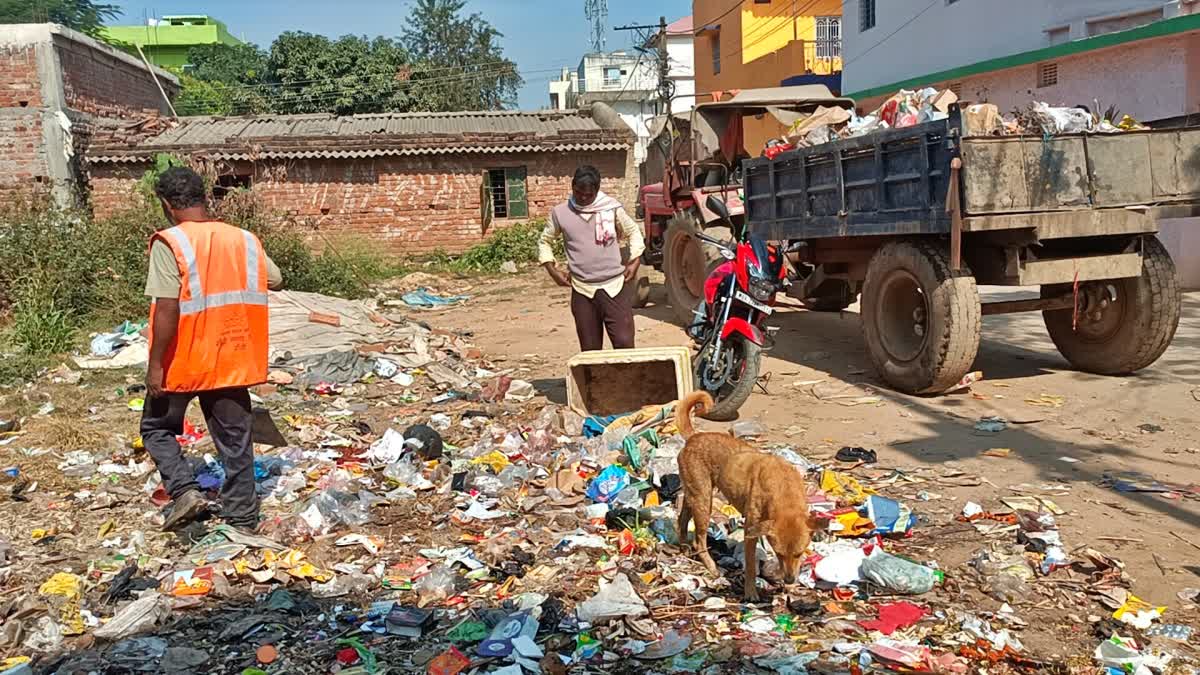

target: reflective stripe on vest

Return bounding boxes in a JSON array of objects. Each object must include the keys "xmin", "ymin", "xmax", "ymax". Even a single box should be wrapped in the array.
[{"xmin": 163, "ymin": 226, "xmax": 269, "ymax": 316}]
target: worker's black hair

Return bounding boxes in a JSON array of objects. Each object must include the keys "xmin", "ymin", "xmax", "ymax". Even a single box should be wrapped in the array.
[
  {"xmin": 155, "ymin": 166, "xmax": 207, "ymax": 209},
  {"xmin": 572, "ymin": 165, "xmax": 602, "ymax": 191}
]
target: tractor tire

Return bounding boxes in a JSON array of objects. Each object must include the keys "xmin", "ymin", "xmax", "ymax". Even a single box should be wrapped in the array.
[
  {"xmin": 861, "ymin": 240, "xmax": 981, "ymax": 394},
  {"xmin": 1041, "ymin": 236, "xmax": 1180, "ymax": 375},
  {"xmin": 663, "ymin": 213, "xmax": 731, "ymax": 325}
]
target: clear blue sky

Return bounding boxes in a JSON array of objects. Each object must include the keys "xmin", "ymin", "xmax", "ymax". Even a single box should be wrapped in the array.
[{"xmin": 109, "ymin": 0, "xmax": 694, "ymax": 109}]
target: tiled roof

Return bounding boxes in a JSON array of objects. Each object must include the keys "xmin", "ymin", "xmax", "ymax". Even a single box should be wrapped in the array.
[{"xmin": 87, "ymin": 108, "xmax": 634, "ymax": 163}]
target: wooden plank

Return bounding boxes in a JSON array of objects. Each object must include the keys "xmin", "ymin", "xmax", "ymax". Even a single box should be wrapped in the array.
[
  {"xmin": 1017, "ymin": 253, "xmax": 1142, "ymax": 285},
  {"xmin": 1087, "ymin": 134, "xmax": 1153, "ymax": 206},
  {"xmin": 961, "ymin": 138, "xmax": 1029, "ymax": 213},
  {"xmin": 962, "ymin": 208, "xmax": 1158, "ymax": 238}
]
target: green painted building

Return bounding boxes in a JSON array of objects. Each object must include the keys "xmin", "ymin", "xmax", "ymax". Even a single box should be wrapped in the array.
[{"xmin": 102, "ymin": 16, "xmax": 242, "ymax": 69}]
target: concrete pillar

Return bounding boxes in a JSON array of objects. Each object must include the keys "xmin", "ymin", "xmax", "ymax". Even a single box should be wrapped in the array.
[{"xmin": 32, "ymin": 29, "xmax": 77, "ymax": 208}]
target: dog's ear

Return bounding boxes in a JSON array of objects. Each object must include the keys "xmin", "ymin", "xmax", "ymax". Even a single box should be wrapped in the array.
[{"xmin": 745, "ymin": 520, "xmax": 775, "ymax": 539}]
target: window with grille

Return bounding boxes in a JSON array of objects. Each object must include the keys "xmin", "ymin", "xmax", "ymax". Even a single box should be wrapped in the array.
[
  {"xmin": 816, "ymin": 17, "xmax": 841, "ymax": 58},
  {"xmin": 860, "ymin": 0, "xmax": 876, "ymax": 31},
  {"xmin": 485, "ymin": 168, "xmax": 528, "ymax": 219},
  {"xmin": 1037, "ymin": 62, "xmax": 1058, "ymax": 88},
  {"xmin": 711, "ymin": 32, "xmax": 721, "ymax": 74}
]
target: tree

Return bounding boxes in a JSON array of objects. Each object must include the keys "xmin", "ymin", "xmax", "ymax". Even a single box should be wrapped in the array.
[
  {"xmin": 402, "ymin": 0, "xmax": 522, "ymax": 111},
  {"xmin": 172, "ymin": 1, "xmax": 522, "ymax": 116},
  {"xmin": 267, "ymin": 32, "xmax": 414, "ymax": 115},
  {"xmin": 0, "ymin": 0, "xmax": 119, "ymax": 38},
  {"xmin": 177, "ymin": 43, "xmax": 271, "ymax": 116}
]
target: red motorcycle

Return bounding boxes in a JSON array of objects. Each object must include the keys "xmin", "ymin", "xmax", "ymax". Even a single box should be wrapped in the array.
[{"xmin": 687, "ymin": 196, "xmax": 789, "ymax": 420}]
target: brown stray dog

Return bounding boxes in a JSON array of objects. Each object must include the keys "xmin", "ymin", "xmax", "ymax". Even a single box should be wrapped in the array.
[{"xmin": 675, "ymin": 391, "xmax": 816, "ymax": 601}]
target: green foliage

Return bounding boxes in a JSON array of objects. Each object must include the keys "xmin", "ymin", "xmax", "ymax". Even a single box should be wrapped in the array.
[
  {"xmin": 0, "ymin": 190, "xmax": 400, "ymax": 375},
  {"xmin": 0, "ymin": 0, "xmax": 118, "ymax": 38},
  {"xmin": 267, "ymin": 33, "xmax": 416, "ymax": 115},
  {"xmin": 429, "ymin": 220, "xmax": 555, "ymax": 274},
  {"xmin": 176, "ymin": 1, "xmax": 520, "ymax": 116},
  {"xmin": 403, "ymin": 0, "xmax": 522, "ymax": 110},
  {"xmin": 136, "ymin": 153, "xmax": 186, "ymax": 199}
]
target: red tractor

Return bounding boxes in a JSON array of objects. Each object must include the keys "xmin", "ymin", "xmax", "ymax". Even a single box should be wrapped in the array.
[{"xmin": 636, "ymin": 85, "xmax": 854, "ymax": 321}]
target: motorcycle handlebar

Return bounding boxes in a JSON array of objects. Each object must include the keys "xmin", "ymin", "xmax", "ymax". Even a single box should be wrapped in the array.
[{"xmin": 696, "ymin": 232, "xmax": 733, "ymax": 251}]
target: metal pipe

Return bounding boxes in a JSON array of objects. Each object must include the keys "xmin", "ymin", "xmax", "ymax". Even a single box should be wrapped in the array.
[{"xmin": 980, "ymin": 294, "xmax": 1074, "ymax": 316}]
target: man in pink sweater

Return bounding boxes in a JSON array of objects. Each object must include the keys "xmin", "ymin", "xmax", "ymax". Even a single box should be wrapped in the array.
[{"xmin": 538, "ymin": 165, "xmax": 645, "ymax": 350}]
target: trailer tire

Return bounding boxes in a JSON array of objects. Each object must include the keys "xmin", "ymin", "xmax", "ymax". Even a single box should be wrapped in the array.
[
  {"xmin": 1041, "ymin": 236, "xmax": 1180, "ymax": 375},
  {"xmin": 663, "ymin": 213, "xmax": 730, "ymax": 324},
  {"xmin": 861, "ymin": 240, "xmax": 981, "ymax": 394}
]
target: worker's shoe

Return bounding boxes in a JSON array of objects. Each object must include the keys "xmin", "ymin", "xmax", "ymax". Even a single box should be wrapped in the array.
[{"xmin": 162, "ymin": 489, "xmax": 208, "ymax": 531}]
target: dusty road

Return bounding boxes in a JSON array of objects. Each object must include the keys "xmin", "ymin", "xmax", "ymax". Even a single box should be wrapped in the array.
[{"xmin": 436, "ymin": 269, "xmax": 1200, "ymax": 654}]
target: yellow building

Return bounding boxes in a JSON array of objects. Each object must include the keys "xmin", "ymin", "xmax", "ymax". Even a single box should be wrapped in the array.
[
  {"xmin": 693, "ymin": 0, "xmax": 843, "ymax": 98},
  {"xmin": 693, "ymin": 0, "xmax": 843, "ymax": 153}
]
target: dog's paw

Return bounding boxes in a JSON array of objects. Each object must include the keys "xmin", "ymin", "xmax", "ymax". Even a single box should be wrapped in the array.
[{"xmin": 742, "ymin": 588, "xmax": 761, "ymax": 603}]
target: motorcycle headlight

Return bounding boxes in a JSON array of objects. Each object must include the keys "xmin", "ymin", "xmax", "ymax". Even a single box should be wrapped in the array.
[{"xmin": 749, "ymin": 277, "xmax": 775, "ymax": 302}]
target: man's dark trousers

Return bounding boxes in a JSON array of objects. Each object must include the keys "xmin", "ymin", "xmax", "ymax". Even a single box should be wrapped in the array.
[
  {"xmin": 570, "ymin": 281, "xmax": 636, "ymax": 351},
  {"xmin": 141, "ymin": 387, "xmax": 258, "ymax": 528}
]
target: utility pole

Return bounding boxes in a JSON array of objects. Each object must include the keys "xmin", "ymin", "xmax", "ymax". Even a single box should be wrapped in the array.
[{"xmin": 614, "ymin": 17, "xmax": 673, "ymax": 114}]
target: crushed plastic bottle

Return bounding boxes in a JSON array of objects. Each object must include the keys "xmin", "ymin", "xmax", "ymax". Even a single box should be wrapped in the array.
[{"xmin": 861, "ymin": 548, "xmax": 941, "ymax": 594}]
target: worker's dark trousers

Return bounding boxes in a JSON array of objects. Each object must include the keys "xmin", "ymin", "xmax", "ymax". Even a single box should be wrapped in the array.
[
  {"xmin": 571, "ymin": 282, "xmax": 636, "ymax": 351},
  {"xmin": 141, "ymin": 387, "xmax": 258, "ymax": 528}
]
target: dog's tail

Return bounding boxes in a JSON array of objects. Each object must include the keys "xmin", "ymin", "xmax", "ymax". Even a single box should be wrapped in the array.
[{"xmin": 674, "ymin": 391, "xmax": 713, "ymax": 439}]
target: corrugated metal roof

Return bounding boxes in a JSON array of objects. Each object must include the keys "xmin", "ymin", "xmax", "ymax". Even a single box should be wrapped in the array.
[
  {"xmin": 89, "ymin": 142, "xmax": 630, "ymax": 163},
  {"xmin": 87, "ymin": 108, "xmax": 633, "ymax": 163},
  {"xmin": 129, "ymin": 110, "xmax": 611, "ymax": 146}
]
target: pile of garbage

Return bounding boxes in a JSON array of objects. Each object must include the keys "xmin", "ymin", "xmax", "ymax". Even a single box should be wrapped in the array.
[
  {"xmin": 765, "ymin": 87, "xmax": 1150, "ymax": 158},
  {"xmin": 0, "ymin": 291, "xmax": 1196, "ymax": 674}
]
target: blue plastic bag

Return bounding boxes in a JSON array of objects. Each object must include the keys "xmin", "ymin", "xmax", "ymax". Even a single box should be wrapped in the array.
[{"xmin": 586, "ymin": 465, "xmax": 630, "ymax": 503}]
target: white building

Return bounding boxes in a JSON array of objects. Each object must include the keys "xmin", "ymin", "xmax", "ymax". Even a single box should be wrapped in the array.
[
  {"xmin": 841, "ymin": 0, "xmax": 1200, "ymax": 287},
  {"xmin": 548, "ymin": 16, "xmax": 695, "ymax": 163},
  {"xmin": 661, "ymin": 15, "xmax": 695, "ymax": 114}
]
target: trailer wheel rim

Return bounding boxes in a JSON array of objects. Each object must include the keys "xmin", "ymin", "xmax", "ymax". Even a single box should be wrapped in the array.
[
  {"xmin": 1073, "ymin": 282, "xmax": 1126, "ymax": 344},
  {"xmin": 671, "ymin": 233, "xmax": 706, "ymax": 298},
  {"xmin": 876, "ymin": 269, "xmax": 928, "ymax": 363}
]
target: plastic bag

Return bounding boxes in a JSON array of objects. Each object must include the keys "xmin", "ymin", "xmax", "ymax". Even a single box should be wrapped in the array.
[
  {"xmin": 575, "ymin": 573, "xmax": 648, "ymax": 624},
  {"xmin": 861, "ymin": 549, "xmax": 939, "ymax": 594},
  {"xmin": 1031, "ymin": 102, "xmax": 1094, "ymax": 134},
  {"xmin": 586, "ymin": 466, "xmax": 630, "ymax": 503},
  {"xmin": 93, "ymin": 592, "xmax": 171, "ymax": 640},
  {"xmin": 414, "ymin": 565, "xmax": 457, "ymax": 605}
]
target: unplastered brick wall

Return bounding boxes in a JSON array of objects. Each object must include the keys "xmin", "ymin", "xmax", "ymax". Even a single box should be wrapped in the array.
[
  {"xmin": 88, "ymin": 148, "xmax": 638, "ymax": 254},
  {"xmin": 251, "ymin": 151, "xmax": 636, "ymax": 254},
  {"xmin": 0, "ymin": 45, "xmax": 40, "ymax": 109},
  {"xmin": 0, "ymin": 44, "xmax": 48, "ymax": 200},
  {"xmin": 54, "ymin": 34, "xmax": 177, "ymax": 119}
]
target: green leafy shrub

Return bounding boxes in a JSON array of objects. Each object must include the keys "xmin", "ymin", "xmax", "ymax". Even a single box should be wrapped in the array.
[{"xmin": 427, "ymin": 220, "xmax": 560, "ymax": 274}]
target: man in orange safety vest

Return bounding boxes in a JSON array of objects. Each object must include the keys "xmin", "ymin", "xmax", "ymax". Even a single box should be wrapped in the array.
[{"xmin": 142, "ymin": 167, "xmax": 283, "ymax": 532}]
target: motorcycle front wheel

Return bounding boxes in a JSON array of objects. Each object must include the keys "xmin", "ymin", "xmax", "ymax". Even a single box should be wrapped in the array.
[{"xmin": 693, "ymin": 334, "xmax": 762, "ymax": 421}]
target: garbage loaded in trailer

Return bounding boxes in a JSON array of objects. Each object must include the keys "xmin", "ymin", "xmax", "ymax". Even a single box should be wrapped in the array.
[
  {"xmin": 636, "ymin": 86, "xmax": 855, "ymax": 316},
  {"xmin": 739, "ymin": 102, "xmax": 1195, "ymax": 394}
]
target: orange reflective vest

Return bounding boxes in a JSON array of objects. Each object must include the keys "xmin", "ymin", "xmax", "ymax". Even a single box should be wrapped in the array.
[{"xmin": 149, "ymin": 221, "xmax": 269, "ymax": 393}]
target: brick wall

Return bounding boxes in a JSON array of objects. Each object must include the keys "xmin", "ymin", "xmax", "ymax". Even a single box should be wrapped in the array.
[
  {"xmin": 0, "ymin": 112, "xmax": 48, "ymax": 203},
  {"xmin": 54, "ymin": 34, "xmax": 178, "ymax": 119},
  {"xmin": 89, "ymin": 148, "xmax": 639, "ymax": 254},
  {"xmin": 0, "ymin": 45, "xmax": 40, "ymax": 109},
  {"xmin": 0, "ymin": 44, "xmax": 48, "ymax": 202}
]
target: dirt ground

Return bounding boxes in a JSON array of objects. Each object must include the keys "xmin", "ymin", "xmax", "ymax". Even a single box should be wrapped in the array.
[{"xmin": 434, "ymin": 269, "xmax": 1200, "ymax": 658}]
